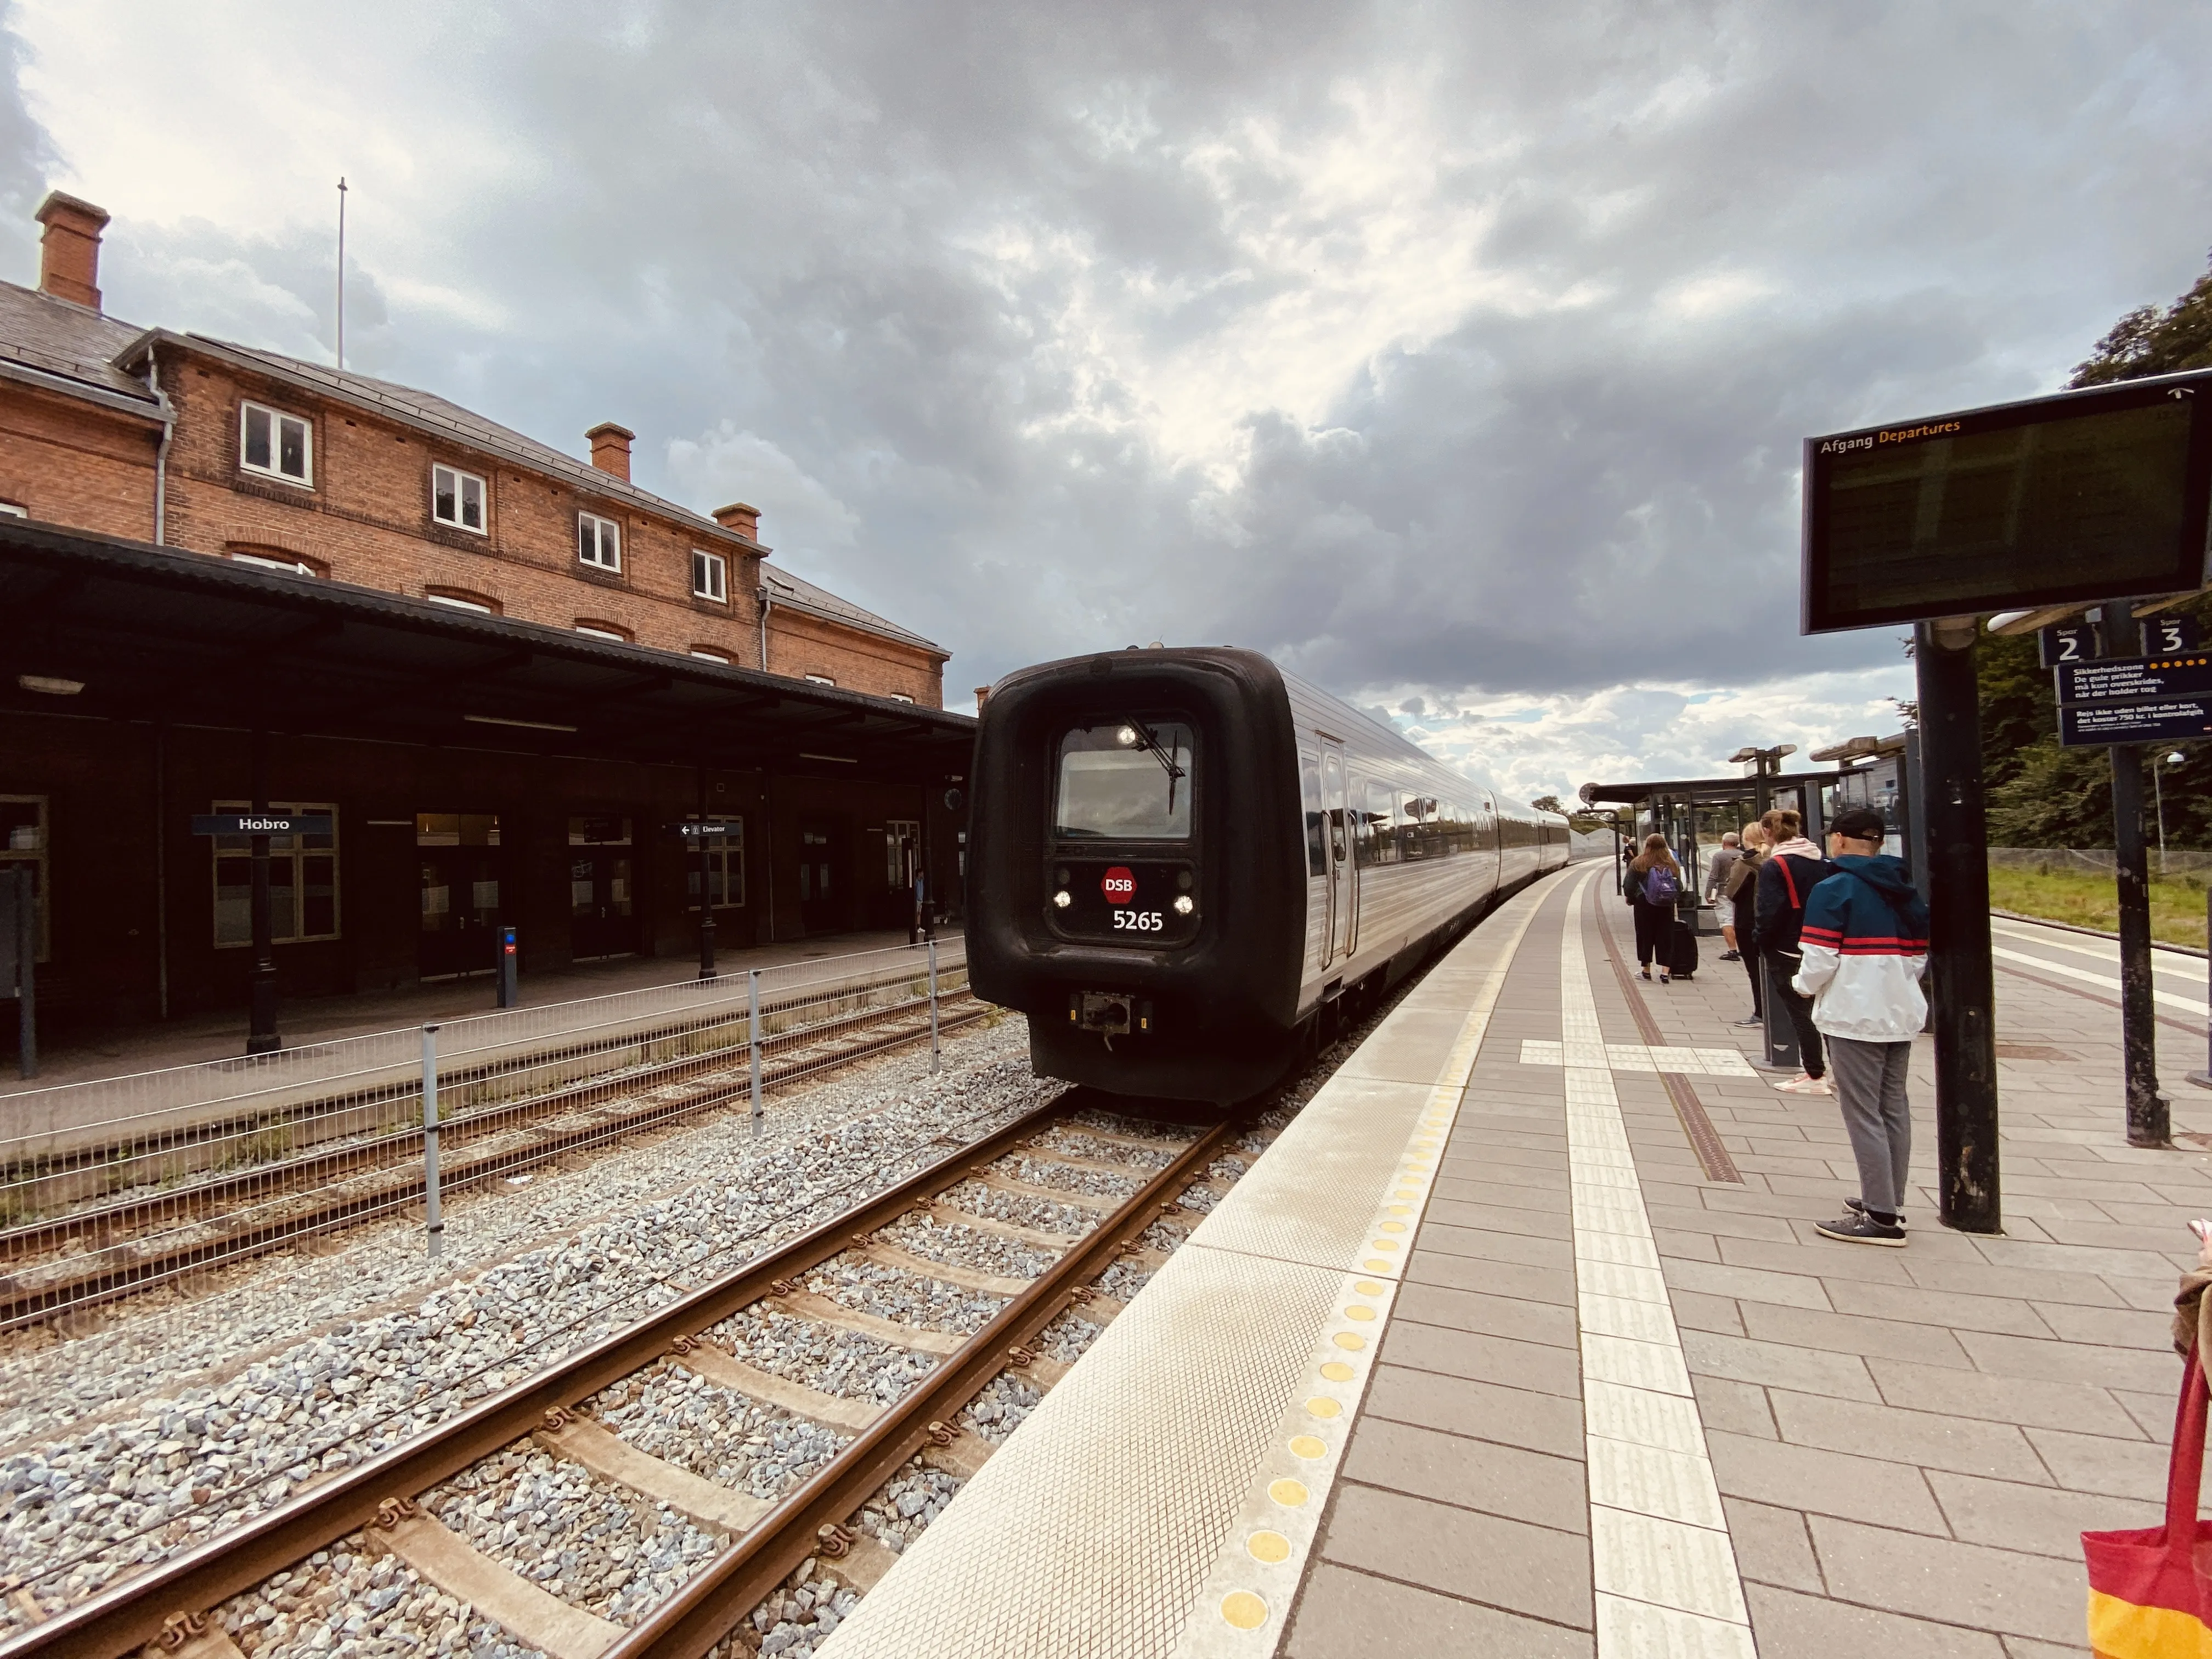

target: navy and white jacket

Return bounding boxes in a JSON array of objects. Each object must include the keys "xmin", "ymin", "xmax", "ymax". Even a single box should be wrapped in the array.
[{"xmin": 1791, "ymin": 854, "xmax": 1929, "ymax": 1042}]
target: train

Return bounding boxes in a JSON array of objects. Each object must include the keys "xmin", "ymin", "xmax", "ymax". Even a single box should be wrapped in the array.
[{"xmin": 965, "ymin": 646, "xmax": 1572, "ymax": 1102}]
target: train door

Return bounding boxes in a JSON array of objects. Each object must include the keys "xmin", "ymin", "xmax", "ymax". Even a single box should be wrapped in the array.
[{"xmin": 1323, "ymin": 749, "xmax": 1354, "ymax": 962}]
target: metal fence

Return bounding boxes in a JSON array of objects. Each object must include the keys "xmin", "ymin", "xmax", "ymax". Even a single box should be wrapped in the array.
[
  {"xmin": 1990, "ymin": 847, "xmax": 2212, "ymax": 878},
  {"xmin": 0, "ymin": 939, "xmax": 969, "ymax": 1329}
]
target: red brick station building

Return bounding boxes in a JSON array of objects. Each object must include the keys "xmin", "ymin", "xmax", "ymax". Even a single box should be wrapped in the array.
[{"xmin": 0, "ymin": 191, "xmax": 974, "ymax": 1041}]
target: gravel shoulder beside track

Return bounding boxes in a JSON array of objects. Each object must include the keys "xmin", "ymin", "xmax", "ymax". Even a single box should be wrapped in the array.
[{"xmin": 0, "ymin": 1019, "xmax": 1046, "ymax": 1630}]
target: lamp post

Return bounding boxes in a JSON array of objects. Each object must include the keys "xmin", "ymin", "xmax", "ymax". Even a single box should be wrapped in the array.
[{"xmin": 2155, "ymin": 751, "xmax": 2185, "ymax": 876}]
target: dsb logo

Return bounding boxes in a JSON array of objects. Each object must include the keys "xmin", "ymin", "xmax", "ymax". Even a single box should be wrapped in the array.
[{"xmin": 1101, "ymin": 866, "xmax": 1136, "ymax": 906}]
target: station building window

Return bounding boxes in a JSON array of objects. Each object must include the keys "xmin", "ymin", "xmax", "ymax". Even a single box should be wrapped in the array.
[
  {"xmin": 240, "ymin": 400, "xmax": 313, "ymax": 486},
  {"xmin": 684, "ymin": 816, "xmax": 745, "ymax": 910},
  {"xmin": 1, "ymin": 794, "xmax": 49, "ymax": 961},
  {"xmin": 690, "ymin": 647, "xmax": 732, "ymax": 664},
  {"xmin": 578, "ymin": 512, "xmax": 621, "ymax": 572},
  {"xmin": 575, "ymin": 621, "xmax": 631, "ymax": 642},
  {"xmin": 211, "ymin": 800, "xmax": 338, "ymax": 946},
  {"xmin": 804, "ymin": 673, "xmax": 835, "ymax": 687},
  {"xmin": 228, "ymin": 545, "xmax": 324, "ymax": 577},
  {"xmin": 432, "ymin": 464, "xmax": 487, "ymax": 533},
  {"xmin": 691, "ymin": 549, "xmax": 727, "ymax": 603},
  {"xmin": 0, "ymin": 502, "xmax": 26, "ymax": 518},
  {"xmin": 890, "ymin": 693, "xmax": 914, "ymax": 704},
  {"xmin": 884, "ymin": 818, "xmax": 919, "ymax": 888},
  {"xmin": 426, "ymin": 589, "xmax": 498, "ymax": 614}
]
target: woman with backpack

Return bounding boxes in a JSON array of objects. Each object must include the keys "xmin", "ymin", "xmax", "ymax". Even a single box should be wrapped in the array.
[
  {"xmin": 1625, "ymin": 834, "xmax": 1685, "ymax": 984},
  {"xmin": 1754, "ymin": 807, "xmax": 1839, "ymax": 1094},
  {"xmin": 1723, "ymin": 821, "xmax": 1770, "ymax": 1028}
]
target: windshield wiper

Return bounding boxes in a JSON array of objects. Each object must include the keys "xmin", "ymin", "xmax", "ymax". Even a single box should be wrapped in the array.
[{"xmin": 1126, "ymin": 720, "xmax": 1186, "ymax": 813}]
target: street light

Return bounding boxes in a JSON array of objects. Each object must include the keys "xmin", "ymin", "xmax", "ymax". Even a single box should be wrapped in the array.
[{"xmin": 2155, "ymin": 751, "xmax": 2186, "ymax": 873}]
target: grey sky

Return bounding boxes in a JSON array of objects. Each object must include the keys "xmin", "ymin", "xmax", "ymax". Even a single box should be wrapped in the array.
[{"xmin": 13, "ymin": 1, "xmax": 2211, "ymax": 798}]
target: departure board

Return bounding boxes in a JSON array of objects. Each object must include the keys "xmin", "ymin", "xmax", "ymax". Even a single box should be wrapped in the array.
[{"xmin": 1802, "ymin": 373, "xmax": 2212, "ymax": 633}]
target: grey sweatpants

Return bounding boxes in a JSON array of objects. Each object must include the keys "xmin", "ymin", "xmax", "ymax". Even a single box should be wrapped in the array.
[{"xmin": 1827, "ymin": 1036, "xmax": 1913, "ymax": 1215}]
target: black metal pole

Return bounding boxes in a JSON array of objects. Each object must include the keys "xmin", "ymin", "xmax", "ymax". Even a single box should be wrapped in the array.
[
  {"xmin": 15, "ymin": 862, "xmax": 35, "ymax": 1079},
  {"xmin": 2109, "ymin": 740, "xmax": 2167, "ymax": 1143},
  {"xmin": 246, "ymin": 729, "xmax": 280, "ymax": 1054},
  {"xmin": 696, "ymin": 763, "xmax": 716, "ymax": 981},
  {"xmin": 2191, "ymin": 885, "xmax": 2212, "ymax": 1091},
  {"xmin": 1914, "ymin": 620, "xmax": 2000, "ymax": 1233}
]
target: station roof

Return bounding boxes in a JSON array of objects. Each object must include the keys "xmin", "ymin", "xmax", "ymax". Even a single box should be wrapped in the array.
[
  {"xmin": 1579, "ymin": 770, "xmax": 1843, "ymax": 806},
  {"xmin": 0, "ymin": 520, "xmax": 975, "ymax": 785}
]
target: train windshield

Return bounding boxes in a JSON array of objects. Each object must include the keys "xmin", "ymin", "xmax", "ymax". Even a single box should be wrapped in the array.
[{"xmin": 1053, "ymin": 721, "xmax": 1194, "ymax": 840}]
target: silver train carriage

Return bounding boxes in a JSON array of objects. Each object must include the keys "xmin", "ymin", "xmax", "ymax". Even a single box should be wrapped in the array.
[{"xmin": 966, "ymin": 646, "xmax": 1570, "ymax": 1101}]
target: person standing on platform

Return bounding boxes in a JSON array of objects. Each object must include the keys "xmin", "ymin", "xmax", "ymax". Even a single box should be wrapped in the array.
[
  {"xmin": 1624, "ymin": 834, "xmax": 1685, "ymax": 984},
  {"xmin": 1705, "ymin": 832, "xmax": 1743, "ymax": 953},
  {"xmin": 1755, "ymin": 808, "xmax": 1837, "ymax": 1094},
  {"xmin": 1724, "ymin": 822, "xmax": 1769, "ymax": 1028},
  {"xmin": 1795, "ymin": 808, "xmax": 1929, "ymax": 1246}
]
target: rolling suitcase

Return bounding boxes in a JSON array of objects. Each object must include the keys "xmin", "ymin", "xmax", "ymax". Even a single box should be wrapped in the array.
[{"xmin": 1668, "ymin": 918, "xmax": 1700, "ymax": 980}]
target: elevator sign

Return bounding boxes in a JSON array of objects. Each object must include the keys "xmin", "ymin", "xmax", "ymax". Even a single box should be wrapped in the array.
[{"xmin": 1101, "ymin": 866, "xmax": 1136, "ymax": 905}]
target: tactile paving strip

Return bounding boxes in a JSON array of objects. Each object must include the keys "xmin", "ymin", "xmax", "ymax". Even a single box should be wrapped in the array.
[{"xmin": 819, "ymin": 871, "xmax": 1573, "ymax": 1659}]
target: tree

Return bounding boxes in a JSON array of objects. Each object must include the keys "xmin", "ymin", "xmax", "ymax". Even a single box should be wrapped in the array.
[{"xmin": 1968, "ymin": 251, "xmax": 2212, "ymax": 848}]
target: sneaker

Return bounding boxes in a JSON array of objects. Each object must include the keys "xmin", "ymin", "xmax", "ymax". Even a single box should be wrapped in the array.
[
  {"xmin": 1775, "ymin": 1073, "xmax": 1833, "ymax": 1096},
  {"xmin": 1719, "ymin": 950, "xmax": 1741, "ymax": 962},
  {"xmin": 1816, "ymin": 1211, "xmax": 1906, "ymax": 1246},
  {"xmin": 1845, "ymin": 1197, "xmax": 1906, "ymax": 1229},
  {"xmin": 1658, "ymin": 972, "xmax": 1671, "ymax": 985},
  {"xmin": 1733, "ymin": 1014, "xmax": 1762, "ymax": 1028},
  {"xmin": 1640, "ymin": 966, "xmax": 1651, "ymax": 981}
]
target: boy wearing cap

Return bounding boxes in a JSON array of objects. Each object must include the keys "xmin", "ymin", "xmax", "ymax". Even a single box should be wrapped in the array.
[{"xmin": 1792, "ymin": 808, "xmax": 1929, "ymax": 1246}]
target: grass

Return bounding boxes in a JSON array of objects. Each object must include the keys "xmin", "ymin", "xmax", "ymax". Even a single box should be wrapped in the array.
[{"xmin": 1985, "ymin": 864, "xmax": 2209, "ymax": 950}]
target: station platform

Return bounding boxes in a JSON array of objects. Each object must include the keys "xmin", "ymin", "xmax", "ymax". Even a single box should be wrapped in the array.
[
  {"xmin": 821, "ymin": 867, "xmax": 2212, "ymax": 1659},
  {"xmin": 1, "ymin": 927, "xmax": 953, "ymax": 1093}
]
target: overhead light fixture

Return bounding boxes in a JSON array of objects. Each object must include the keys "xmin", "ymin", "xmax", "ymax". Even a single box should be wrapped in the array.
[
  {"xmin": 18, "ymin": 674, "xmax": 83, "ymax": 696},
  {"xmin": 799, "ymin": 752, "xmax": 858, "ymax": 764},
  {"xmin": 464, "ymin": 713, "xmax": 577, "ymax": 733}
]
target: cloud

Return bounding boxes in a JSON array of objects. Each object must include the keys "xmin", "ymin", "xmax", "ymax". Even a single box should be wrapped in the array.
[{"xmin": 9, "ymin": 0, "xmax": 2211, "ymax": 778}]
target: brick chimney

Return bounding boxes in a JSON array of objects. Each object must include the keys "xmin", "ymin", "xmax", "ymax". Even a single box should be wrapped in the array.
[
  {"xmin": 712, "ymin": 501, "xmax": 761, "ymax": 541},
  {"xmin": 586, "ymin": 422, "xmax": 634, "ymax": 481},
  {"xmin": 974, "ymin": 685, "xmax": 992, "ymax": 709},
  {"xmin": 35, "ymin": 191, "xmax": 109, "ymax": 311}
]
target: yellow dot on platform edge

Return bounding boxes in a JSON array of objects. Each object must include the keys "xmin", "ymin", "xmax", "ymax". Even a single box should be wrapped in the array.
[
  {"xmin": 1248, "ymin": 1530, "xmax": 1292, "ymax": 1564},
  {"xmin": 1362, "ymin": 1259, "xmax": 1391, "ymax": 1272},
  {"xmin": 1345, "ymin": 1305, "xmax": 1375, "ymax": 1321},
  {"xmin": 1379, "ymin": 1221, "xmax": 1407, "ymax": 1234},
  {"xmin": 1369, "ymin": 1239, "xmax": 1398, "ymax": 1251},
  {"xmin": 1221, "ymin": 1591, "xmax": 1269, "ymax": 1630},
  {"xmin": 1289, "ymin": 1435, "xmax": 1327, "ymax": 1459},
  {"xmin": 1354, "ymin": 1279, "xmax": 1384, "ymax": 1295},
  {"xmin": 1306, "ymin": 1396, "xmax": 1342, "ymax": 1419},
  {"xmin": 1320, "ymin": 1361, "xmax": 1354, "ymax": 1381},
  {"xmin": 1333, "ymin": 1331, "xmax": 1367, "ymax": 1351},
  {"xmin": 1386, "ymin": 1204, "xmax": 1411, "ymax": 1216},
  {"xmin": 1271, "ymin": 1477, "xmax": 1310, "ymax": 1506}
]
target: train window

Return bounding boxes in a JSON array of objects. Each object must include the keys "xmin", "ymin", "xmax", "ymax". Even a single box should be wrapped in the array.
[
  {"xmin": 1360, "ymin": 781, "xmax": 1398, "ymax": 865},
  {"xmin": 1054, "ymin": 721, "xmax": 1195, "ymax": 840},
  {"xmin": 1299, "ymin": 751, "xmax": 1325, "ymax": 876}
]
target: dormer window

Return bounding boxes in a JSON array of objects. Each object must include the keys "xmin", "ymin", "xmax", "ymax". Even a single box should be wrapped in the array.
[
  {"xmin": 240, "ymin": 401, "xmax": 312, "ymax": 486},
  {"xmin": 578, "ymin": 512, "xmax": 621, "ymax": 572},
  {"xmin": 433, "ymin": 465, "xmax": 487, "ymax": 533},
  {"xmin": 691, "ymin": 549, "xmax": 727, "ymax": 603}
]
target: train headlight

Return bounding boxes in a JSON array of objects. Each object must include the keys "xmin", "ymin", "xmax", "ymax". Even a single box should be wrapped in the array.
[
  {"xmin": 1173, "ymin": 895, "xmax": 1194, "ymax": 915},
  {"xmin": 1115, "ymin": 724, "xmax": 1141, "ymax": 747},
  {"xmin": 1052, "ymin": 890, "xmax": 1073, "ymax": 909}
]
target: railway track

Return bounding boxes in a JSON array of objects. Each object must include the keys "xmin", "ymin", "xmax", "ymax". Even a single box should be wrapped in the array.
[
  {"xmin": 0, "ymin": 1090, "xmax": 1244, "ymax": 1659},
  {"xmin": 0, "ymin": 987, "xmax": 986, "ymax": 1333}
]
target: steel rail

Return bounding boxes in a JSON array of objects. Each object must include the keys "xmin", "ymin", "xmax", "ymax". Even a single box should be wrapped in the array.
[
  {"xmin": 0, "ymin": 996, "xmax": 985, "ymax": 1331},
  {"xmin": 0, "ymin": 1088, "xmax": 1083, "ymax": 1659},
  {"xmin": 606, "ymin": 1118, "xmax": 1234, "ymax": 1659}
]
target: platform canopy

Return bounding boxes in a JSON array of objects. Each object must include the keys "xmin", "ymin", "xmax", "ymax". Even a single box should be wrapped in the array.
[
  {"xmin": 1578, "ymin": 770, "xmax": 1841, "ymax": 807},
  {"xmin": 0, "ymin": 520, "xmax": 974, "ymax": 784}
]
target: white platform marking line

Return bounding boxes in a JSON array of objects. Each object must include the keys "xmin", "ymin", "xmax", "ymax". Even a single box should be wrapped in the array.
[
  {"xmin": 1562, "ymin": 873, "xmax": 1756, "ymax": 1656},
  {"xmin": 1989, "ymin": 917, "xmax": 2203, "ymax": 973},
  {"xmin": 1990, "ymin": 944, "xmax": 2207, "ymax": 1014},
  {"xmin": 1520, "ymin": 1039, "xmax": 1757, "ymax": 1076}
]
